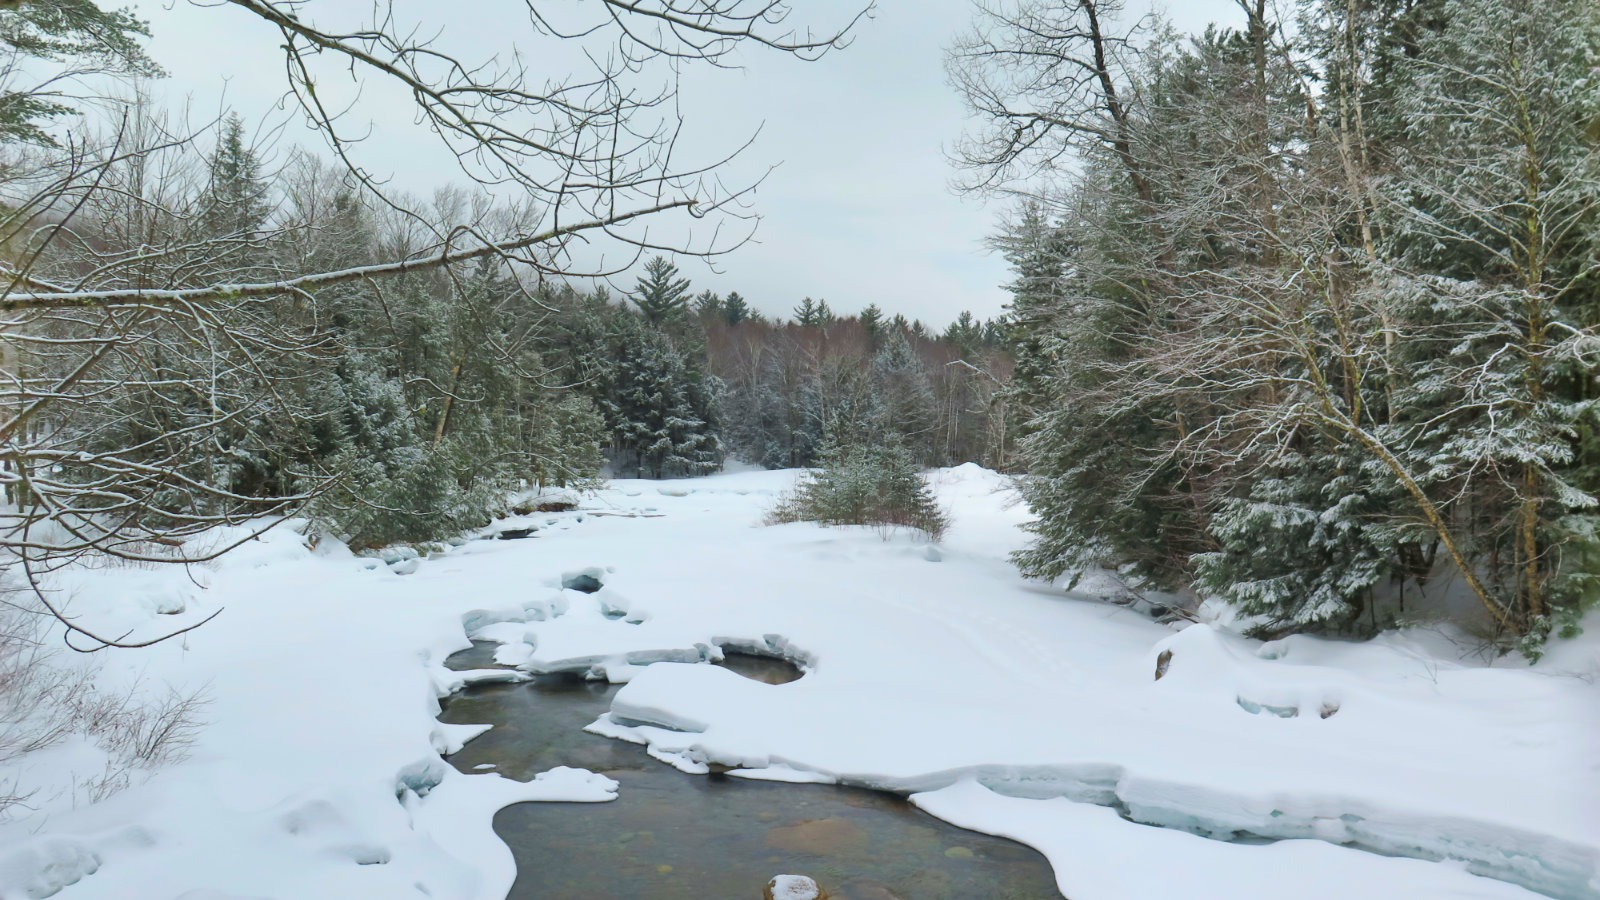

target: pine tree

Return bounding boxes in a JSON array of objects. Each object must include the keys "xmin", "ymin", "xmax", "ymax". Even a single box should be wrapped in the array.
[
  {"xmin": 632, "ymin": 255, "xmax": 693, "ymax": 326},
  {"xmin": 942, "ymin": 311, "xmax": 983, "ymax": 359},
  {"xmin": 793, "ymin": 296, "xmax": 823, "ymax": 326},
  {"xmin": 769, "ymin": 433, "xmax": 948, "ymax": 540},
  {"xmin": 722, "ymin": 291, "xmax": 751, "ymax": 326},
  {"xmin": 0, "ymin": 0, "xmax": 160, "ymax": 144},
  {"xmin": 694, "ymin": 289, "xmax": 722, "ymax": 322},
  {"xmin": 859, "ymin": 303, "xmax": 884, "ymax": 343}
]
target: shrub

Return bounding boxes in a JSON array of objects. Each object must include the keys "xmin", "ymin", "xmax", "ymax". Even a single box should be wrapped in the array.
[
  {"xmin": 0, "ymin": 594, "xmax": 205, "ymax": 816},
  {"xmin": 769, "ymin": 440, "xmax": 948, "ymax": 540}
]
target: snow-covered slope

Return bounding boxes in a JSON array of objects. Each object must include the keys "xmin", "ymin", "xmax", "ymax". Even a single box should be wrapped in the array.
[{"xmin": 2, "ymin": 465, "xmax": 1595, "ymax": 900}]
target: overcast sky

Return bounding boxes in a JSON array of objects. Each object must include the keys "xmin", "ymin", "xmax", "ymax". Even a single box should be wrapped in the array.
[{"xmin": 125, "ymin": 0, "xmax": 1242, "ymax": 328}]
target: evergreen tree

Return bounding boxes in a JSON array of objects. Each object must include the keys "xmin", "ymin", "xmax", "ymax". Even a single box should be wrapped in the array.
[
  {"xmin": 769, "ymin": 433, "xmax": 948, "ymax": 540},
  {"xmin": 562, "ymin": 303, "xmax": 722, "ymax": 478},
  {"xmin": 604, "ymin": 321, "xmax": 722, "ymax": 478},
  {"xmin": 1378, "ymin": 0, "xmax": 1600, "ymax": 645},
  {"xmin": 722, "ymin": 291, "xmax": 751, "ymax": 326},
  {"xmin": 201, "ymin": 113, "xmax": 270, "ymax": 239},
  {"xmin": 793, "ymin": 296, "xmax": 824, "ymax": 326},
  {"xmin": 958, "ymin": 0, "xmax": 1600, "ymax": 649},
  {"xmin": 992, "ymin": 201, "xmax": 1067, "ymax": 422},
  {"xmin": 980, "ymin": 317, "xmax": 1008, "ymax": 347},
  {"xmin": 0, "ymin": 0, "xmax": 159, "ymax": 144},
  {"xmin": 632, "ymin": 255, "xmax": 693, "ymax": 326},
  {"xmin": 859, "ymin": 303, "xmax": 884, "ymax": 342},
  {"xmin": 694, "ymin": 289, "xmax": 722, "ymax": 322},
  {"xmin": 871, "ymin": 328, "xmax": 936, "ymax": 455},
  {"xmin": 942, "ymin": 311, "xmax": 983, "ymax": 358}
]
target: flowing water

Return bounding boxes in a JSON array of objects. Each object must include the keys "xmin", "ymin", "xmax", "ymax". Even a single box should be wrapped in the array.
[{"xmin": 439, "ymin": 643, "xmax": 1063, "ymax": 899}]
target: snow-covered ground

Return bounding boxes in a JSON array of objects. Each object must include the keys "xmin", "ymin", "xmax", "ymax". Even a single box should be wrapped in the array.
[{"xmin": 2, "ymin": 465, "xmax": 1596, "ymax": 900}]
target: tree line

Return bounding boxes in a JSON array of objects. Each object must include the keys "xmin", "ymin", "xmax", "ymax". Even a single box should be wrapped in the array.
[
  {"xmin": 0, "ymin": 0, "xmax": 871, "ymax": 648},
  {"xmin": 535, "ymin": 257, "xmax": 1014, "ymax": 479},
  {"xmin": 6, "ymin": 106, "xmax": 1012, "ymax": 563},
  {"xmin": 954, "ymin": 0, "xmax": 1600, "ymax": 652}
]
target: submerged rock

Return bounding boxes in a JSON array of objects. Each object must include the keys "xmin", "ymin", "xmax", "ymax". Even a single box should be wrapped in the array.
[
  {"xmin": 764, "ymin": 818, "xmax": 867, "ymax": 856},
  {"xmin": 764, "ymin": 874, "xmax": 827, "ymax": 900}
]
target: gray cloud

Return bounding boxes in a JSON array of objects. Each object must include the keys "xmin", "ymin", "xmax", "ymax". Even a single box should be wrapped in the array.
[{"xmin": 125, "ymin": 0, "xmax": 1241, "ymax": 327}]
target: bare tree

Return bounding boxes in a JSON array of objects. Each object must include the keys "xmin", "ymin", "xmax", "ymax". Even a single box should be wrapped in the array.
[{"xmin": 0, "ymin": 0, "xmax": 868, "ymax": 648}]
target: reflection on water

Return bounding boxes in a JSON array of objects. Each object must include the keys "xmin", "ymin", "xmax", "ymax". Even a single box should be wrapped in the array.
[{"xmin": 440, "ymin": 643, "xmax": 1062, "ymax": 900}]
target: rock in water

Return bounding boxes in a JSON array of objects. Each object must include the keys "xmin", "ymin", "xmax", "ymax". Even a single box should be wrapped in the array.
[
  {"xmin": 560, "ymin": 568, "xmax": 604, "ymax": 593},
  {"xmin": 764, "ymin": 874, "xmax": 827, "ymax": 900}
]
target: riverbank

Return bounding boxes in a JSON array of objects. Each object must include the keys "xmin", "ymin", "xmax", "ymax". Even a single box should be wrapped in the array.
[{"xmin": 2, "ymin": 465, "xmax": 1595, "ymax": 899}]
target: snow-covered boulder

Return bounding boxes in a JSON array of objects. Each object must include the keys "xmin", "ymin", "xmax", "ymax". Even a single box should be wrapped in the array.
[{"xmin": 763, "ymin": 874, "xmax": 827, "ymax": 900}]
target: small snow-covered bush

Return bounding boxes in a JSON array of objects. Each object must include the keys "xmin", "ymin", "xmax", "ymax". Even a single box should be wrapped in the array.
[{"xmin": 768, "ymin": 441, "xmax": 948, "ymax": 540}]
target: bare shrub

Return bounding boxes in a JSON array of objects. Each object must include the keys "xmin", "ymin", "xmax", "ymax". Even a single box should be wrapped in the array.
[{"xmin": 0, "ymin": 588, "xmax": 206, "ymax": 818}]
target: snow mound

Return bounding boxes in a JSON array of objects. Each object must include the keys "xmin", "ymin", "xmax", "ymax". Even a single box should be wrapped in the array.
[
  {"xmin": 0, "ymin": 836, "xmax": 101, "ymax": 899},
  {"xmin": 522, "ymin": 766, "xmax": 619, "ymax": 802}
]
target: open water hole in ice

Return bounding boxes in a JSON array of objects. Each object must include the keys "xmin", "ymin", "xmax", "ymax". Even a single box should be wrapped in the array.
[{"xmin": 440, "ymin": 643, "xmax": 1063, "ymax": 900}]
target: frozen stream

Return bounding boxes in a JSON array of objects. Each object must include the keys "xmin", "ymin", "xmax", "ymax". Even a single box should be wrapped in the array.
[{"xmin": 439, "ymin": 642, "xmax": 1063, "ymax": 899}]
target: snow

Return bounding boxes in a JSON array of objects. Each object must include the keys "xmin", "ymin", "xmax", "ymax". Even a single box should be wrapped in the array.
[
  {"xmin": 2, "ymin": 465, "xmax": 1596, "ymax": 899},
  {"xmin": 912, "ymin": 780, "xmax": 1540, "ymax": 900},
  {"xmin": 764, "ymin": 873, "xmax": 823, "ymax": 900}
]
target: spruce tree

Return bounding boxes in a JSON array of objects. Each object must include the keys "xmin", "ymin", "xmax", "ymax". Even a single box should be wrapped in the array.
[
  {"xmin": 202, "ymin": 114, "xmax": 270, "ymax": 238},
  {"xmin": 572, "ymin": 307, "xmax": 722, "ymax": 478}
]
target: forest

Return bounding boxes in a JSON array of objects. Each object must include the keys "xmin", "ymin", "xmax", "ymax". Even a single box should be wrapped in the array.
[
  {"xmin": 1, "ymin": 0, "xmax": 1597, "ymax": 654},
  {"xmin": 2, "ymin": 105, "xmax": 1012, "ymax": 553},
  {"xmin": 953, "ymin": 0, "xmax": 1600, "ymax": 653}
]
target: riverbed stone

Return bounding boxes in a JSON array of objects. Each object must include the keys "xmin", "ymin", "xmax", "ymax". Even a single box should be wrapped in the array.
[
  {"xmin": 764, "ymin": 874, "xmax": 827, "ymax": 900},
  {"xmin": 764, "ymin": 817, "xmax": 867, "ymax": 855}
]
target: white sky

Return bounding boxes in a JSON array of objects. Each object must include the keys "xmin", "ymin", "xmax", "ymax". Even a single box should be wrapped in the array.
[{"xmin": 123, "ymin": 0, "xmax": 1243, "ymax": 327}]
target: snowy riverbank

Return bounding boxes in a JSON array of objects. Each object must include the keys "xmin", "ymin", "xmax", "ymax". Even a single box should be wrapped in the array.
[{"xmin": 2, "ymin": 465, "xmax": 1596, "ymax": 899}]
